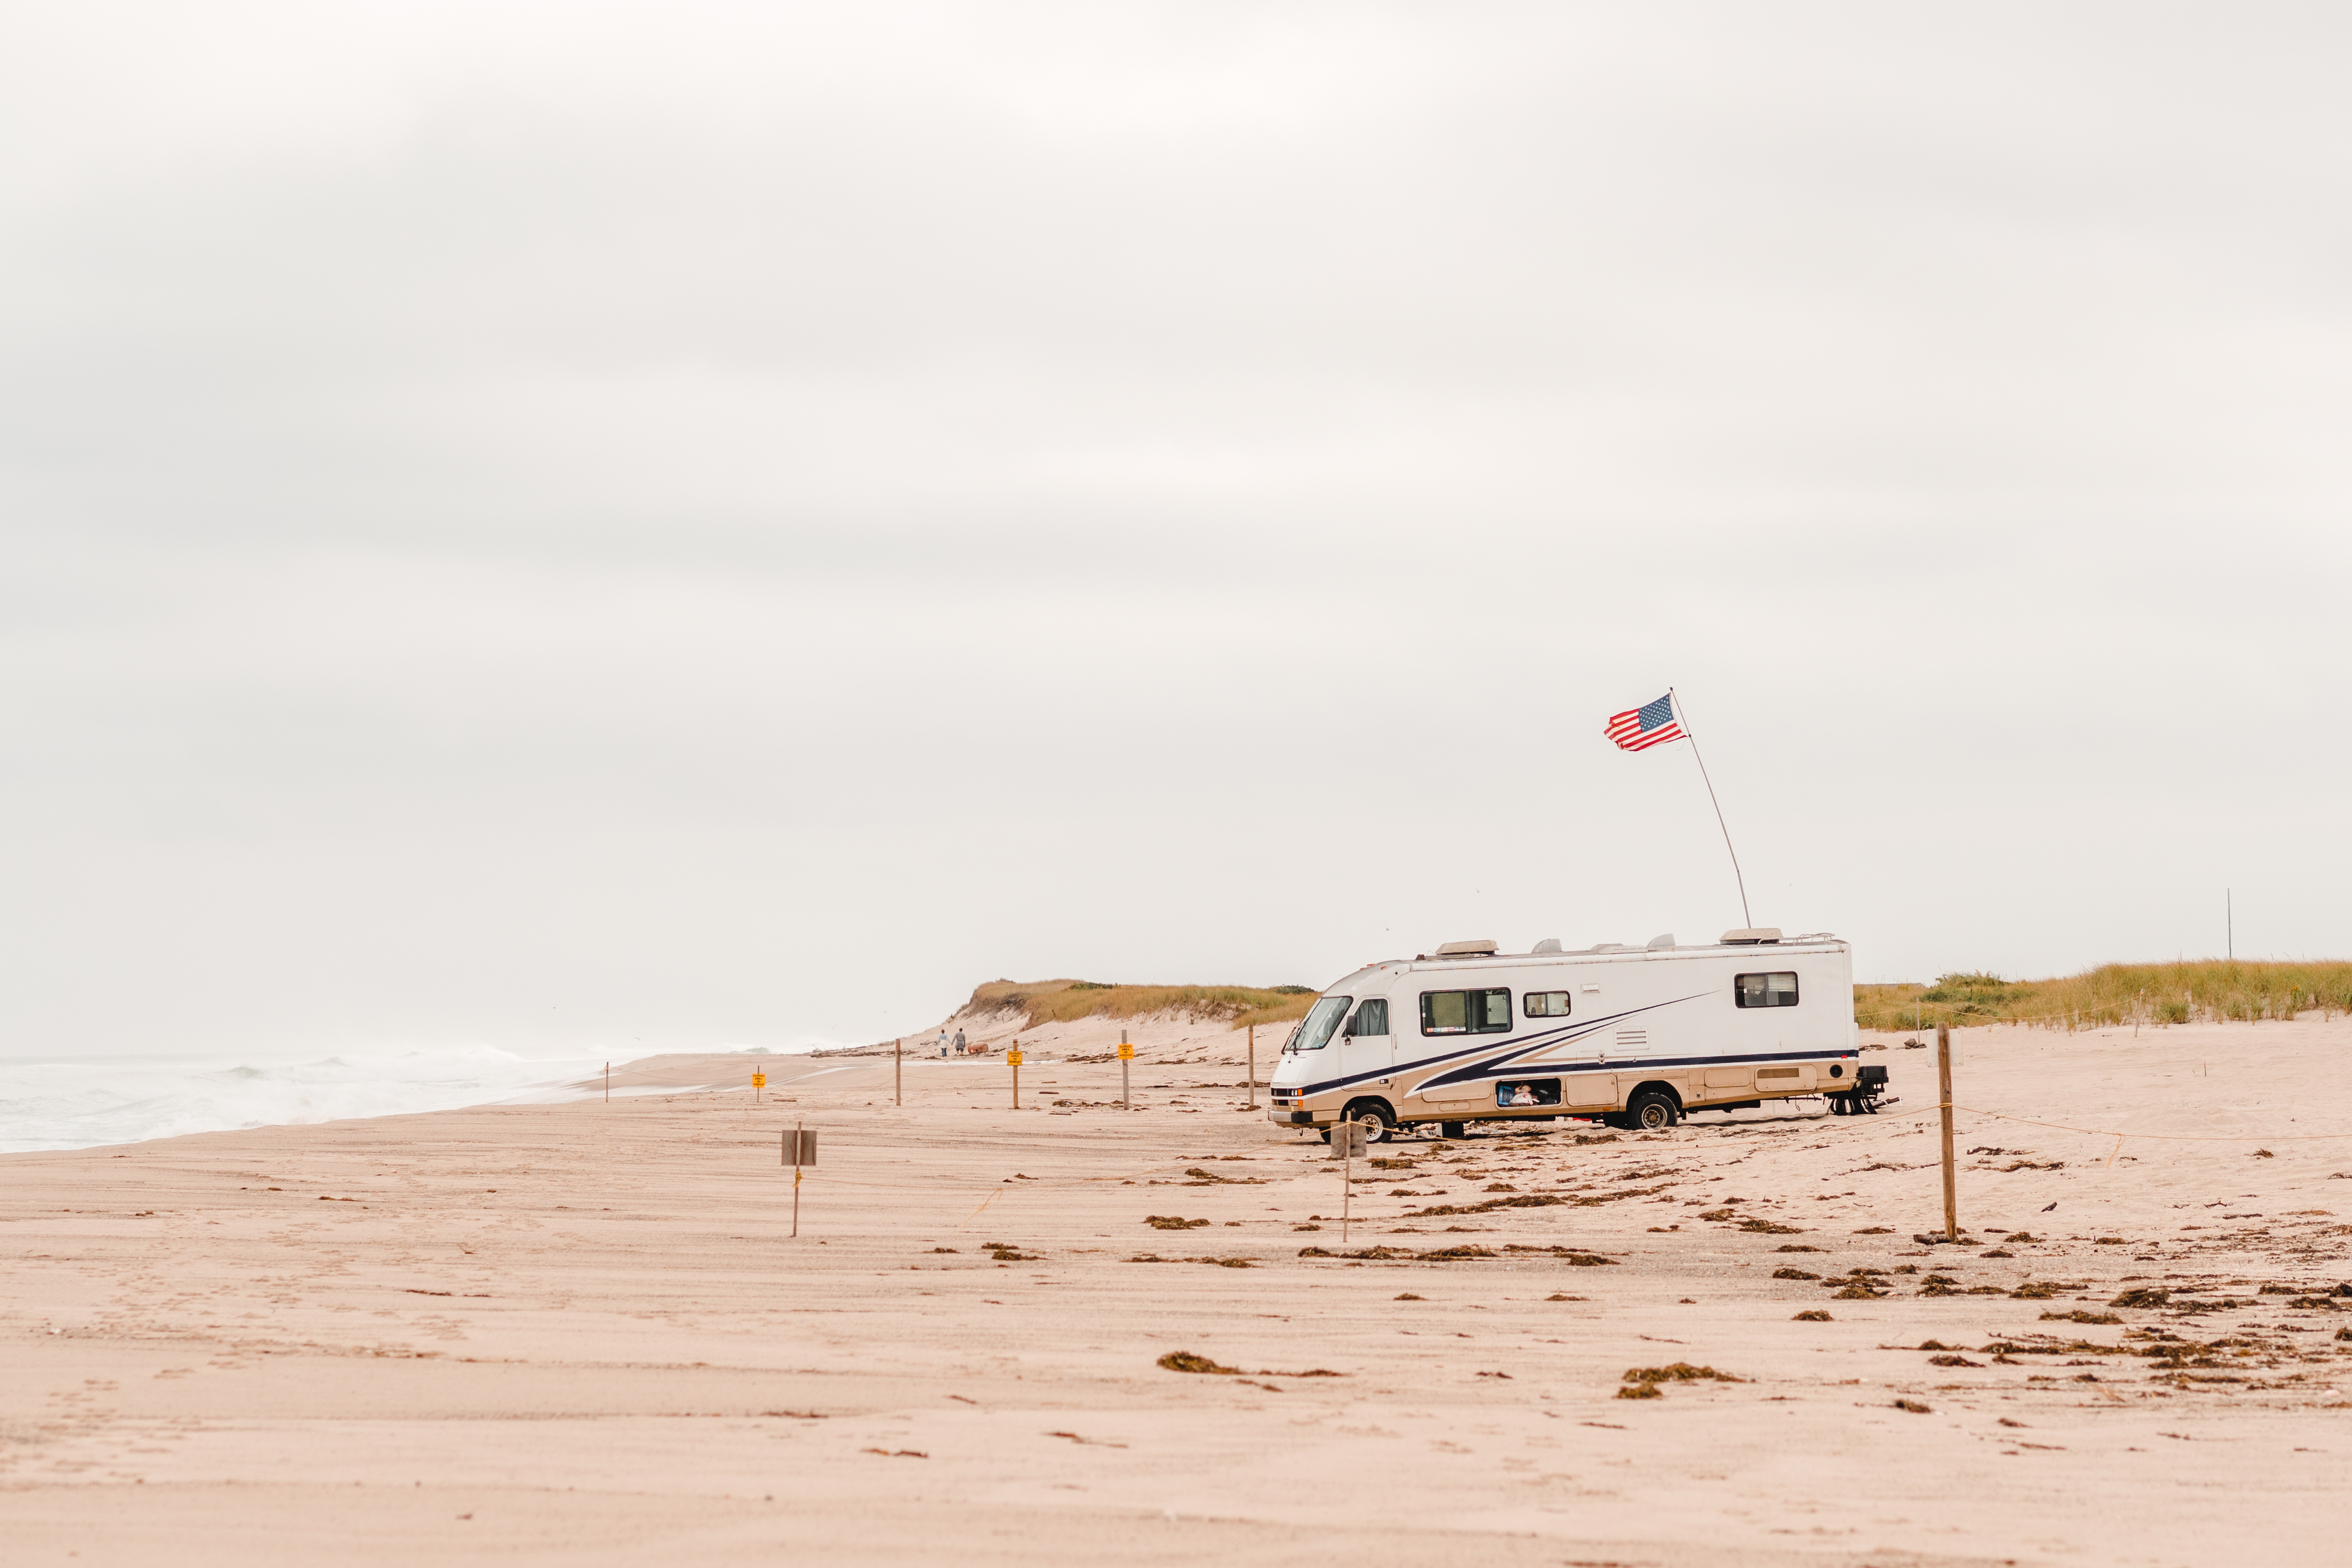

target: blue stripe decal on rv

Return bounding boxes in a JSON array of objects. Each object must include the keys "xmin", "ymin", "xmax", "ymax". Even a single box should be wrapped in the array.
[{"xmin": 1289, "ymin": 994, "xmax": 1714, "ymax": 1099}]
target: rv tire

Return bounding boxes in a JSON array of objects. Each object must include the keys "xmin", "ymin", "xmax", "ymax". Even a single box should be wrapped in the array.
[
  {"xmin": 1341, "ymin": 1100, "xmax": 1396, "ymax": 1145},
  {"xmin": 1626, "ymin": 1089, "xmax": 1680, "ymax": 1131}
]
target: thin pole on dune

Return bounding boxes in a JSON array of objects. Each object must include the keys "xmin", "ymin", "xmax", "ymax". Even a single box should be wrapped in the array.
[{"xmin": 1668, "ymin": 687, "xmax": 1750, "ymax": 930}]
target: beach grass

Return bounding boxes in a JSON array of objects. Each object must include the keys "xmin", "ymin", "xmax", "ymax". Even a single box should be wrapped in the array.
[
  {"xmin": 972, "ymin": 978, "xmax": 1320, "ymax": 1031},
  {"xmin": 1854, "ymin": 959, "xmax": 2352, "ymax": 1033},
  {"xmin": 974, "ymin": 958, "xmax": 2352, "ymax": 1039}
]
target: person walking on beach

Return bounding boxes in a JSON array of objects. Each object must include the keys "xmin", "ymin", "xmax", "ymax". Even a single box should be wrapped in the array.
[
  {"xmin": 953, "ymin": 1028, "xmax": 967, "ymax": 1055},
  {"xmin": 936, "ymin": 1029, "xmax": 950, "ymax": 1058}
]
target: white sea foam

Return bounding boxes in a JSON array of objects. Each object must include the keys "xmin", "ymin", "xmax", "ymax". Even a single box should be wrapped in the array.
[{"xmin": 0, "ymin": 1045, "xmax": 639, "ymax": 1154}]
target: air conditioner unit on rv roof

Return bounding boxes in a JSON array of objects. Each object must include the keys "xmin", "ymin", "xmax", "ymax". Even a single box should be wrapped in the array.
[
  {"xmin": 1720, "ymin": 928, "xmax": 1783, "ymax": 945},
  {"xmin": 1432, "ymin": 939, "xmax": 1499, "ymax": 957}
]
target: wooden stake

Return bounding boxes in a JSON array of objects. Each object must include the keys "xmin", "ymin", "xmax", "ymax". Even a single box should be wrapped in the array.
[
  {"xmin": 1247, "ymin": 1024, "xmax": 1256, "ymax": 1110},
  {"xmin": 1345, "ymin": 1128, "xmax": 1364, "ymax": 1251},
  {"xmin": 894, "ymin": 1038, "xmax": 902, "ymax": 1107},
  {"xmin": 1936, "ymin": 1022, "xmax": 1956, "ymax": 1241},
  {"xmin": 604, "ymin": 1061, "xmax": 609, "ymax": 1103},
  {"xmin": 791, "ymin": 1121, "xmax": 803, "ymax": 1238},
  {"xmin": 1120, "ymin": 1029, "xmax": 1130, "ymax": 1108},
  {"xmin": 1011, "ymin": 1045, "xmax": 1020, "ymax": 1110}
]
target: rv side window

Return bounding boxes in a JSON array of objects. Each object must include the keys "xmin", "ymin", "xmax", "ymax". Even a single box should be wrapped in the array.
[
  {"xmin": 1420, "ymin": 988, "xmax": 1511, "ymax": 1035},
  {"xmin": 1523, "ymin": 990, "xmax": 1572, "ymax": 1018},
  {"xmin": 1346, "ymin": 999, "xmax": 1390, "ymax": 1036},
  {"xmin": 1735, "ymin": 971, "xmax": 1799, "ymax": 1008}
]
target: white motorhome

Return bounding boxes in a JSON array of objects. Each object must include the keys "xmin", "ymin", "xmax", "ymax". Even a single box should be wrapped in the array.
[{"xmin": 1268, "ymin": 929, "xmax": 1884, "ymax": 1141}]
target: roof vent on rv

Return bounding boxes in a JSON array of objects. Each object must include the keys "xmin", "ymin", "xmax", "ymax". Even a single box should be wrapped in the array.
[
  {"xmin": 1646, "ymin": 933, "xmax": 1675, "ymax": 950},
  {"xmin": 1433, "ymin": 939, "xmax": 1499, "ymax": 958},
  {"xmin": 1720, "ymin": 927, "xmax": 1783, "ymax": 945},
  {"xmin": 1530, "ymin": 938, "xmax": 1562, "ymax": 954}
]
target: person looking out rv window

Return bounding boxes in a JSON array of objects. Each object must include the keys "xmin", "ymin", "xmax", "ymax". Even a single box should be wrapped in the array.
[
  {"xmin": 1734, "ymin": 971, "xmax": 1799, "ymax": 1008},
  {"xmin": 1289, "ymin": 995, "xmax": 1352, "ymax": 1052},
  {"xmin": 1345, "ymin": 999, "xmax": 1389, "ymax": 1036},
  {"xmin": 1420, "ymin": 988, "xmax": 1511, "ymax": 1035}
]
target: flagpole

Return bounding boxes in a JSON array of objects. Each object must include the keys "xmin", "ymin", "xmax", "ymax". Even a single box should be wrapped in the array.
[{"xmin": 1669, "ymin": 686, "xmax": 1751, "ymax": 929}]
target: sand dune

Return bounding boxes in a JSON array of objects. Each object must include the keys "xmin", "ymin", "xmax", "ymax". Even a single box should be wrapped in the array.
[{"xmin": 5, "ymin": 1017, "xmax": 2350, "ymax": 1565}]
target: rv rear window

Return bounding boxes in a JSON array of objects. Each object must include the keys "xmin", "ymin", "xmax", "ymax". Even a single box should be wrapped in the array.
[
  {"xmin": 1735, "ymin": 971, "xmax": 1799, "ymax": 1008},
  {"xmin": 1420, "ymin": 988, "xmax": 1511, "ymax": 1035},
  {"xmin": 1523, "ymin": 990, "xmax": 1572, "ymax": 1018}
]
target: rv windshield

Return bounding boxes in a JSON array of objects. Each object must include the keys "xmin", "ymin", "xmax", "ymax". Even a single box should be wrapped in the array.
[{"xmin": 1288, "ymin": 996, "xmax": 1351, "ymax": 1052}]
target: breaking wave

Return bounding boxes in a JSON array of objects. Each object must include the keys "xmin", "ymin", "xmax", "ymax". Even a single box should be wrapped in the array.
[{"xmin": 0, "ymin": 1045, "xmax": 615, "ymax": 1154}]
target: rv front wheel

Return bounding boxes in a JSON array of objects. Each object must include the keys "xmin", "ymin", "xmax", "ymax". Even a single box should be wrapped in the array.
[
  {"xmin": 1626, "ymin": 1090, "xmax": 1680, "ymax": 1131},
  {"xmin": 1341, "ymin": 1101, "xmax": 1395, "ymax": 1145}
]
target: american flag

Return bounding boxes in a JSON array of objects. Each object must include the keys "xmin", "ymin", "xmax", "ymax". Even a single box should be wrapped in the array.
[{"xmin": 1605, "ymin": 693, "xmax": 1685, "ymax": 752}]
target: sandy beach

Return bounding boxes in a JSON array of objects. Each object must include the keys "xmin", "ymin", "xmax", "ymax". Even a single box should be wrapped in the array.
[{"xmin": 6, "ymin": 1014, "xmax": 2350, "ymax": 1566}]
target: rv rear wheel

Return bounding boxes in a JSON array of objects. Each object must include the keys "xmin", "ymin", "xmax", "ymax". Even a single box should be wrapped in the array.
[{"xmin": 1626, "ymin": 1090, "xmax": 1680, "ymax": 1131}]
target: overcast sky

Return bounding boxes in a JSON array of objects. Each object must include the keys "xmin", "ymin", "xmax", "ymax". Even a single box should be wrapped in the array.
[{"xmin": 4, "ymin": 3, "xmax": 2347, "ymax": 1058}]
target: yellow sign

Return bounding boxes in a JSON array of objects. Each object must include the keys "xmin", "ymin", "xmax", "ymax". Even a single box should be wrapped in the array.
[
  {"xmin": 1006, "ymin": 1050, "xmax": 1024, "ymax": 1066},
  {"xmin": 1116, "ymin": 1043, "xmax": 1134, "ymax": 1060},
  {"xmin": 752, "ymin": 1072, "xmax": 767, "ymax": 1088}
]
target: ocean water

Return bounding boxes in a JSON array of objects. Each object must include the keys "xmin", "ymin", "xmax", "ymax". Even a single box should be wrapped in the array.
[{"xmin": 0, "ymin": 1045, "xmax": 634, "ymax": 1154}]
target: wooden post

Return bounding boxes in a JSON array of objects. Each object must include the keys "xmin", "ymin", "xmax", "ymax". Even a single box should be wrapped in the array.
[
  {"xmin": 1936, "ymin": 1022, "xmax": 1957, "ymax": 1241},
  {"xmin": 1247, "ymin": 1024, "xmax": 1256, "ymax": 1110},
  {"xmin": 1119, "ymin": 1029, "xmax": 1131, "ymax": 1108},
  {"xmin": 791, "ymin": 1121, "xmax": 804, "ymax": 1238},
  {"xmin": 1009, "ymin": 1043, "xmax": 1023, "ymax": 1110},
  {"xmin": 603, "ymin": 1061, "xmax": 609, "ymax": 1103},
  {"xmin": 895, "ymin": 1038, "xmax": 902, "ymax": 1107},
  {"xmin": 1345, "ymin": 1128, "xmax": 1364, "ymax": 1251}
]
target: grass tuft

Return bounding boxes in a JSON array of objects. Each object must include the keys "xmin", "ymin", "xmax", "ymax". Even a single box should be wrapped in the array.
[
  {"xmin": 968, "ymin": 978, "xmax": 1319, "ymax": 1031},
  {"xmin": 1854, "ymin": 958, "xmax": 2352, "ymax": 1032}
]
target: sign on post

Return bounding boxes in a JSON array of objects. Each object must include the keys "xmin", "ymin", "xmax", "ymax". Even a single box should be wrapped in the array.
[
  {"xmin": 782, "ymin": 1124, "xmax": 816, "ymax": 1238},
  {"xmin": 752, "ymin": 1070, "xmax": 766, "ymax": 1103},
  {"xmin": 1007, "ymin": 1046, "xmax": 1023, "ymax": 1109},
  {"xmin": 1118, "ymin": 1029, "xmax": 1132, "ymax": 1107}
]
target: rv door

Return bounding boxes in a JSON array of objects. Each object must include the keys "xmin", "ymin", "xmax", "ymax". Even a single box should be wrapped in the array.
[
  {"xmin": 1343, "ymin": 997, "xmax": 1394, "ymax": 1079},
  {"xmin": 1549, "ymin": 1003, "xmax": 1612, "ymax": 1108}
]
